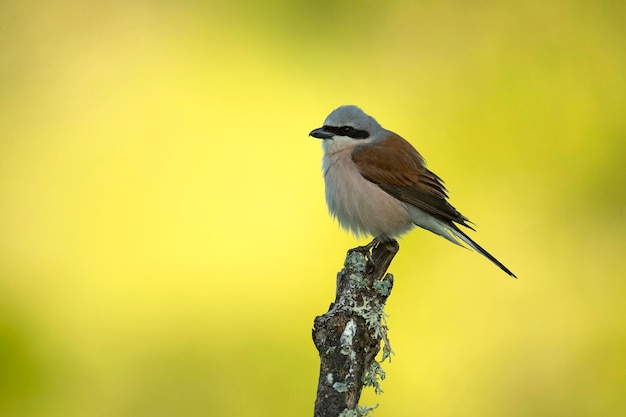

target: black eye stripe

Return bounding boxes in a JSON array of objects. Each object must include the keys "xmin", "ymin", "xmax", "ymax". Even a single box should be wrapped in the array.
[{"xmin": 323, "ymin": 125, "xmax": 370, "ymax": 139}]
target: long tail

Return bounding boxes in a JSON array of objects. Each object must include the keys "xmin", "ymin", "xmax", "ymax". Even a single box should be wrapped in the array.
[{"xmin": 449, "ymin": 224, "xmax": 517, "ymax": 278}]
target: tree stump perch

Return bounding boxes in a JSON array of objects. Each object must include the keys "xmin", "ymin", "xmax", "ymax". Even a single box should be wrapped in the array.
[{"xmin": 312, "ymin": 239, "xmax": 399, "ymax": 417}]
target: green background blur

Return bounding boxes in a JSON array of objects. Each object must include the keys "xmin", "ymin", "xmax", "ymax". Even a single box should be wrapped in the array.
[{"xmin": 1, "ymin": 0, "xmax": 625, "ymax": 416}]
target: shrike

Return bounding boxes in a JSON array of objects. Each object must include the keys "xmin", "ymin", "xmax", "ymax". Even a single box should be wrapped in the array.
[{"xmin": 309, "ymin": 105, "xmax": 516, "ymax": 278}]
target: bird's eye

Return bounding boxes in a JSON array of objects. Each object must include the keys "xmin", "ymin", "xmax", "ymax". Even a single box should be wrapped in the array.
[{"xmin": 340, "ymin": 126, "xmax": 354, "ymax": 135}]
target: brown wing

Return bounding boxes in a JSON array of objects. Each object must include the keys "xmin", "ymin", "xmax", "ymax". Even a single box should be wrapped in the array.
[{"xmin": 351, "ymin": 132, "xmax": 473, "ymax": 229}]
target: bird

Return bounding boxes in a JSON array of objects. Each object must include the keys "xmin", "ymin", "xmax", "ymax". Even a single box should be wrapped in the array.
[{"xmin": 309, "ymin": 105, "xmax": 516, "ymax": 278}]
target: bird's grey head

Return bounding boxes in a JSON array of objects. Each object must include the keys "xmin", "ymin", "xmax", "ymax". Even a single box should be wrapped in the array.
[{"xmin": 309, "ymin": 105, "xmax": 386, "ymax": 153}]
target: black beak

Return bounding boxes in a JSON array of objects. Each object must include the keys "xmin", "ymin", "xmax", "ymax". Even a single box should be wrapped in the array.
[{"xmin": 309, "ymin": 127, "xmax": 334, "ymax": 139}]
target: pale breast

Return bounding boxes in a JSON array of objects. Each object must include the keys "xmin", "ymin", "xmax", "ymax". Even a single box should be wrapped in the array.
[{"xmin": 322, "ymin": 149, "xmax": 414, "ymax": 238}]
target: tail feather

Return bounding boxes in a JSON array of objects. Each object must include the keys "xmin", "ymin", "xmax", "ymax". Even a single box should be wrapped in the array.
[{"xmin": 449, "ymin": 224, "xmax": 517, "ymax": 278}]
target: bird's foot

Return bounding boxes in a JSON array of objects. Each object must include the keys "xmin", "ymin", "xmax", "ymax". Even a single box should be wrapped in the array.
[{"xmin": 350, "ymin": 236, "xmax": 385, "ymax": 257}]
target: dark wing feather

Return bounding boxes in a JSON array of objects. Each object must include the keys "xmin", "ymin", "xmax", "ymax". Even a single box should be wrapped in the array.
[{"xmin": 352, "ymin": 132, "xmax": 473, "ymax": 229}]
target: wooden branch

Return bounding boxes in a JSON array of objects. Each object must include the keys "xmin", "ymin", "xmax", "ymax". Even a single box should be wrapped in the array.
[{"xmin": 312, "ymin": 239, "xmax": 399, "ymax": 417}]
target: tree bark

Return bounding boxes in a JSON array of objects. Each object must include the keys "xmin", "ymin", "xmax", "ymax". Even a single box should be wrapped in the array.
[{"xmin": 312, "ymin": 239, "xmax": 399, "ymax": 417}]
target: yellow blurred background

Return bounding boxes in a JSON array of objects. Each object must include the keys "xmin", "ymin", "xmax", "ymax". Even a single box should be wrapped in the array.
[{"xmin": 1, "ymin": 0, "xmax": 625, "ymax": 416}]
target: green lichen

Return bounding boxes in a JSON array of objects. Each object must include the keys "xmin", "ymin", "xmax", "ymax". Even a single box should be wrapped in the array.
[
  {"xmin": 349, "ymin": 272, "xmax": 366, "ymax": 287},
  {"xmin": 346, "ymin": 297, "xmax": 384, "ymax": 338},
  {"xmin": 345, "ymin": 251, "xmax": 367, "ymax": 272},
  {"xmin": 333, "ymin": 382, "xmax": 348, "ymax": 393},
  {"xmin": 373, "ymin": 275, "xmax": 393, "ymax": 296},
  {"xmin": 362, "ymin": 360, "xmax": 386, "ymax": 395},
  {"xmin": 338, "ymin": 404, "xmax": 379, "ymax": 417},
  {"xmin": 380, "ymin": 314, "xmax": 394, "ymax": 362}
]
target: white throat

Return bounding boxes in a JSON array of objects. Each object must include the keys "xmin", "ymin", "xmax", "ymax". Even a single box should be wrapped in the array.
[{"xmin": 322, "ymin": 136, "xmax": 373, "ymax": 155}]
